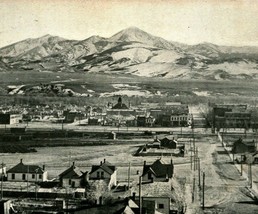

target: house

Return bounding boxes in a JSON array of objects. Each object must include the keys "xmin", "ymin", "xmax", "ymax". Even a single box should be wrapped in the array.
[
  {"xmin": 160, "ymin": 137, "xmax": 177, "ymax": 149},
  {"xmin": 89, "ymin": 159, "xmax": 117, "ymax": 190},
  {"xmin": 7, "ymin": 159, "xmax": 47, "ymax": 182},
  {"xmin": 132, "ymin": 177, "xmax": 183, "ymax": 214},
  {"xmin": 142, "ymin": 196, "xmax": 171, "ymax": 214},
  {"xmin": 232, "ymin": 138, "xmax": 256, "ymax": 154},
  {"xmin": 142, "ymin": 158, "xmax": 174, "ymax": 183},
  {"xmin": 59, "ymin": 162, "xmax": 87, "ymax": 188}
]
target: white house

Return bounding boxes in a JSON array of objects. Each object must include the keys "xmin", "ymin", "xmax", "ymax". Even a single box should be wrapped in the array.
[
  {"xmin": 89, "ymin": 159, "xmax": 117, "ymax": 190},
  {"xmin": 142, "ymin": 196, "xmax": 171, "ymax": 214},
  {"xmin": 7, "ymin": 159, "xmax": 47, "ymax": 182},
  {"xmin": 59, "ymin": 162, "xmax": 87, "ymax": 188}
]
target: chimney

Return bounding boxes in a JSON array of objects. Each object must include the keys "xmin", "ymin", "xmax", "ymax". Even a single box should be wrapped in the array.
[
  {"xmin": 43, "ymin": 165, "xmax": 45, "ymax": 170},
  {"xmin": 20, "ymin": 159, "xmax": 23, "ymax": 163},
  {"xmin": 143, "ymin": 161, "xmax": 146, "ymax": 166},
  {"xmin": 104, "ymin": 159, "xmax": 106, "ymax": 163},
  {"xmin": 100, "ymin": 161, "xmax": 102, "ymax": 165},
  {"xmin": 171, "ymin": 159, "xmax": 173, "ymax": 165},
  {"xmin": 72, "ymin": 162, "xmax": 75, "ymax": 168}
]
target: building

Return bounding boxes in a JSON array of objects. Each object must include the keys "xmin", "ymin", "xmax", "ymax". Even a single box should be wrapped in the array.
[
  {"xmin": 232, "ymin": 138, "xmax": 256, "ymax": 154},
  {"xmin": 137, "ymin": 115, "xmax": 155, "ymax": 127},
  {"xmin": 59, "ymin": 162, "xmax": 87, "ymax": 188},
  {"xmin": 73, "ymin": 198, "xmax": 139, "ymax": 214},
  {"xmin": 160, "ymin": 137, "xmax": 177, "ymax": 149},
  {"xmin": 212, "ymin": 104, "xmax": 250, "ymax": 129},
  {"xmin": 132, "ymin": 176, "xmax": 184, "ymax": 214},
  {"xmin": 112, "ymin": 97, "xmax": 129, "ymax": 110},
  {"xmin": 224, "ymin": 112, "xmax": 251, "ymax": 129},
  {"xmin": 0, "ymin": 113, "xmax": 22, "ymax": 125},
  {"xmin": 7, "ymin": 159, "xmax": 47, "ymax": 182},
  {"xmin": 142, "ymin": 196, "xmax": 171, "ymax": 214},
  {"xmin": 63, "ymin": 110, "xmax": 85, "ymax": 123},
  {"xmin": 151, "ymin": 105, "xmax": 189, "ymax": 127},
  {"xmin": 89, "ymin": 159, "xmax": 117, "ymax": 190},
  {"xmin": 142, "ymin": 158, "xmax": 174, "ymax": 183}
]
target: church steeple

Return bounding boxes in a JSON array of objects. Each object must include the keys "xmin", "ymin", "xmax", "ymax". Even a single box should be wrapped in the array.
[{"xmin": 118, "ymin": 97, "xmax": 122, "ymax": 104}]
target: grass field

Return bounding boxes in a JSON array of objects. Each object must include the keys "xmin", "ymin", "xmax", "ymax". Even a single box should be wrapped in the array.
[{"xmin": 1, "ymin": 71, "xmax": 258, "ymax": 106}]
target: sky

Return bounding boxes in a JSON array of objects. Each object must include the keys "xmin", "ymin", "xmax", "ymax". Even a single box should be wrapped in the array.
[{"xmin": 0, "ymin": 0, "xmax": 258, "ymax": 48}]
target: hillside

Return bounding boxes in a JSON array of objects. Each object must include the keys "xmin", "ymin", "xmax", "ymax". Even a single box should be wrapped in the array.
[{"xmin": 0, "ymin": 27, "xmax": 258, "ymax": 80}]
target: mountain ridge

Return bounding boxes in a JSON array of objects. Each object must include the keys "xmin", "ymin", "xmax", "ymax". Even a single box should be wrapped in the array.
[{"xmin": 1, "ymin": 27, "xmax": 258, "ymax": 80}]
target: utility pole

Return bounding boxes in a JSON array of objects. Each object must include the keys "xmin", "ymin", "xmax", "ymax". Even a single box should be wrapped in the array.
[
  {"xmin": 27, "ymin": 165, "xmax": 29, "ymax": 195},
  {"xmin": 1, "ymin": 162, "xmax": 4, "ymax": 199},
  {"xmin": 198, "ymin": 158, "xmax": 201, "ymax": 188},
  {"xmin": 35, "ymin": 168, "xmax": 38, "ymax": 200},
  {"xmin": 68, "ymin": 152, "xmax": 71, "ymax": 167},
  {"xmin": 192, "ymin": 175, "xmax": 195, "ymax": 203},
  {"xmin": 249, "ymin": 163, "xmax": 252, "ymax": 188},
  {"xmin": 190, "ymin": 139, "xmax": 192, "ymax": 170},
  {"xmin": 128, "ymin": 162, "xmax": 131, "ymax": 191},
  {"xmin": 202, "ymin": 172, "xmax": 205, "ymax": 210},
  {"xmin": 194, "ymin": 147, "xmax": 198, "ymax": 171},
  {"xmin": 241, "ymin": 155, "xmax": 243, "ymax": 176},
  {"xmin": 139, "ymin": 176, "xmax": 142, "ymax": 214}
]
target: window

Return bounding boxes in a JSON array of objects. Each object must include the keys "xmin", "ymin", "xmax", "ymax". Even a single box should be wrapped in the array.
[
  {"xmin": 158, "ymin": 204, "xmax": 164, "ymax": 209},
  {"xmin": 22, "ymin": 174, "xmax": 26, "ymax": 180},
  {"xmin": 32, "ymin": 174, "xmax": 35, "ymax": 179},
  {"xmin": 12, "ymin": 174, "xmax": 15, "ymax": 180},
  {"xmin": 101, "ymin": 171, "xmax": 104, "ymax": 178},
  {"xmin": 39, "ymin": 174, "xmax": 42, "ymax": 179},
  {"xmin": 69, "ymin": 179, "xmax": 72, "ymax": 185},
  {"xmin": 97, "ymin": 172, "xmax": 100, "ymax": 178}
]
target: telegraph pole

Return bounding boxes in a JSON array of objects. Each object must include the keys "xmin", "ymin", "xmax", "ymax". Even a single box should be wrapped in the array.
[
  {"xmin": 35, "ymin": 168, "xmax": 38, "ymax": 200},
  {"xmin": 128, "ymin": 162, "xmax": 131, "ymax": 191},
  {"xmin": 241, "ymin": 156, "xmax": 243, "ymax": 176},
  {"xmin": 192, "ymin": 175, "xmax": 195, "ymax": 203},
  {"xmin": 198, "ymin": 158, "xmax": 201, "ymax": 188},
  {"xmin": 202, "ymin": 172, "xmax": 205, "ymax": 210},
  {"xmin": 1, "ymin": 162, "xmax": 4, "ymax": 199},
  {"xmin": 27, "ymin": 165, "xmax": 29, "ymax": 195},
  {"xmin": 139, "ymin": 176, "xmax": 142, "ymax": 214},
  {"xmin": 249, "ymin": 163, "xmax": 252, "ymax": 188},
  {"xmin": 190, "ymin": 139, "xmax": 193, "ymax": 170}
]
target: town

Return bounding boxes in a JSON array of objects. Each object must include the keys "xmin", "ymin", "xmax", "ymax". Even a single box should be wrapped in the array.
[{"xmin": 1, "ymin": 98, "xmax": 258, "ymax": 214}]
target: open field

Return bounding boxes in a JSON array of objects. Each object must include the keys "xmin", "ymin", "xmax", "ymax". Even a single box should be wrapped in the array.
[{"xmin": 1, "ymin": 71, "xmax": 258, "ymax": 105}]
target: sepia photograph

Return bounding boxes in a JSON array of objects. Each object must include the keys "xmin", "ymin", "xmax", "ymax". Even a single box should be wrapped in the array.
[{"xmin": 0, "ymin": 0, "xmax": 258, "ymax": 213}]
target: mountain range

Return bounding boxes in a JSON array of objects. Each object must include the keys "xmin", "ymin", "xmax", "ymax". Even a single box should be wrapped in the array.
[{"xmin": 1, "ymin": 26, "xmax": 258, "ymax": 80}]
